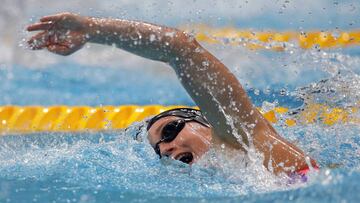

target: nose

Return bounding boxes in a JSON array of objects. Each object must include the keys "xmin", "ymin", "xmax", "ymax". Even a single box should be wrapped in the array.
[{"xmin": 159, "ymin": 142, "xmax": 176, "ymax": 157}]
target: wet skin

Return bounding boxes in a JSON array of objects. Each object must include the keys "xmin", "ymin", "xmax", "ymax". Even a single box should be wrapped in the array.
[{"xmin": 147, "ymin": 116, "xmax": 212, "ymax": 164}]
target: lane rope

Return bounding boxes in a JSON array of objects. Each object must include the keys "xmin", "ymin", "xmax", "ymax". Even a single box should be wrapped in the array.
[
  {"xmin": 0, "ymin": 105, "xmax": 358, "ymax": 134},
  {"xmin": 184, "ymin": 25, "xmax": 360, "ymax": 50}
]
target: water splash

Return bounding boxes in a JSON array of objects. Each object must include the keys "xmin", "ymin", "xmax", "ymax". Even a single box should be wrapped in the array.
[{"xmin": 295, "ymin": 72, "xmax": 360, "ymax": 107}]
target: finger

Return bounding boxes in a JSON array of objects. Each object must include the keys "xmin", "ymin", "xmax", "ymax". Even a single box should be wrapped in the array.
[
  {"xmin": 47, "ymin": 44, "xmax": 73, "ymax": 56},
  {"xmin": 27, "ymin": 31, "xmax": 49, "ymax": 50},
  {"xmin": 27, "ymin": 22, "xmax": 53, "ymax": 31},
  {"xmin": 27, "ymin": 31, "xmax": 46, "ymax": 45},
  {"xmin": 40, "ymin": 13, "xmax": 67, "ymax": 22}
]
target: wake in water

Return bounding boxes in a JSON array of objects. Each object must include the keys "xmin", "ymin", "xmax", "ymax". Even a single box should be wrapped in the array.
[
  {"xmin": 293, "ymin": 49, "xmax": 360, "ymax": 108},
  {"xmin": 0, "ymin": 33, "xmax": 359, "ymax": 202},
  {"xmin": 0, "ymin": 123, "xmax": 303, "ymax": 199}
]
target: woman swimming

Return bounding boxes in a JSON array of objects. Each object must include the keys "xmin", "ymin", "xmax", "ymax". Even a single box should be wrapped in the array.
[{"xmin": 26, "ymin": 12, "xmax": 318, "ymax": 175}]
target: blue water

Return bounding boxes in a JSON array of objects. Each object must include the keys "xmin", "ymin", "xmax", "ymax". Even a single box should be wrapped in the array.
[
  {"xmin": 0, "ymin": 60, "xmax": 359, "ymax": 202},
  {"xmin": 0, "ymin": 127, "xmax": 358, "ymax": 203},
  {"xmin": 0, "ymin": 64, "xmax": 304, "ymax": 108},
  {"xmin": 1, "ymin": 1, "xmax": 360, "ymax": 202}
]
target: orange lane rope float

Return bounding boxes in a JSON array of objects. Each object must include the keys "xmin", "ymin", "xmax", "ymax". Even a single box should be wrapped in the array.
[
  {"xmin": 184, "ymin": 25, "xmax": 360, "ymax": 50},
  {"xmin": 0, "ymin": 105, "xmax": 358, "ymax": 134}
]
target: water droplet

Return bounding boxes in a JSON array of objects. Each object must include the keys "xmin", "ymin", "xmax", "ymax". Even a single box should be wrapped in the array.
[
  {"xmin": 261, "ymin": 101, "xmax": 276, "ymax": 112},
  {"xmin": 149, "ymin": 34, "xmax": 156, "ymax": 42},
  {"xmin": 165, "ymin": 32, "xmax": 175, "ymax": 38},
  {"xmin": 202, "ymin": 60, "xmax": 209, "ymax": 66}
]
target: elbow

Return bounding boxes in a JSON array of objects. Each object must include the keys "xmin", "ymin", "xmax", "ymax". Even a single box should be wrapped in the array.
[
  {"xmin": 154, "ymin": 28, "xmax": 200, "ymax": 62},
  {"xmin": 170, "ymin": 30, "xmax": 200, "ymax": 57},
  {"xmin": 174, "ymin": 30, "xmax": 198, "ymax": 45}
]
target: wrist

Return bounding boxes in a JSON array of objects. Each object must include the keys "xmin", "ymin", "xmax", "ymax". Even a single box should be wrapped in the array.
[{"xmin": 84, "ymin": 17, "xmax": 103, "ymax": 43}]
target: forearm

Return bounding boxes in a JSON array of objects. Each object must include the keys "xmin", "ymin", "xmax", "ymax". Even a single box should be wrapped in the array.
[
  {"xmin": 171, "ymin": 40, "xmax": 261, "ymax": 149},
  {"xmin": 86, "ymin": 17, "xmax": 186, "ymax": 62}
]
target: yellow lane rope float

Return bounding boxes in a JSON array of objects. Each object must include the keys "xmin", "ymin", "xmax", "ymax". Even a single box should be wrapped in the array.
[
  {"xmin": 184, "ymin": 25, "xmax": 360, "ymax": 50},
  {"xmin": 0, "ymin": 105, "xmax": 358, "ymax": 134}
]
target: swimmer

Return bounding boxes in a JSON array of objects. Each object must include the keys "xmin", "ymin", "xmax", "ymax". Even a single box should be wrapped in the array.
[{"xmin": 27, "ymin": 12, "xmax": 318, "ymax": 175}]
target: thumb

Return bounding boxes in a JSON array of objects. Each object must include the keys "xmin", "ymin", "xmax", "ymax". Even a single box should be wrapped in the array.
[{"xmin": 47, "ymin": 44, "xmax": 73, "ymax": 56}]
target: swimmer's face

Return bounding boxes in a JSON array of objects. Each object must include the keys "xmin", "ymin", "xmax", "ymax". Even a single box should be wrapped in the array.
[{"xmin": 147, "ymin": 116, "xmax": 212, "ymax": 164}]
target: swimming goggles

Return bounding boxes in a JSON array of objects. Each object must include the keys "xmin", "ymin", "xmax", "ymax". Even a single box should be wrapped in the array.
[
  {"xmin": 147, "ymin": 108, "xmax": 211, "ymax": 131},
  {"xmin": 147, "ymin": 108, "xmax": 211, "ymax": 163}
]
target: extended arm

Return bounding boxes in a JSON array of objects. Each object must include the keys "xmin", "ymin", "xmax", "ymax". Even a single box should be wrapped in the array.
[{"xmin": 27, "ymin": 13, "xmax": 317, "ymax": 174}]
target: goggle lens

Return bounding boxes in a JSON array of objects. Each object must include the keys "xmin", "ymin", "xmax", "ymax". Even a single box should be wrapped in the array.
[{"xmin": 161, "ymin": 119, "xmax": 186, "ymax": 142}]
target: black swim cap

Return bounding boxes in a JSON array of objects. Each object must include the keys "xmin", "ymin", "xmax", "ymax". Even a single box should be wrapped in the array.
[{"xmin": 146, "ymin": 108, "xmax": 211, "ymax": 131}]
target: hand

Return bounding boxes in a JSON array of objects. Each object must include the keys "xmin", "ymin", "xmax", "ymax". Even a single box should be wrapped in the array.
[{"xmin": 27, "ymin": 12, "xmax": 91, "ymax": 56}]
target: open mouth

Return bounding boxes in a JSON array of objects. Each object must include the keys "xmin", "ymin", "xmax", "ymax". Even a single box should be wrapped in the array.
[{"xmin": 175, "ymin": 152, "xmax": 193, "ymax": 164}]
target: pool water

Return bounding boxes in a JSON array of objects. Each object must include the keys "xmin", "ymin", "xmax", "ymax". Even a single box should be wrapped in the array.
[
  {"xmin": 1, "ymin": 1, "xmax": 360, "ymax": 202},
  {"xmin": 0, "ymin": 44, "xmax": 359, "ymax": 202}
]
